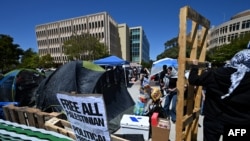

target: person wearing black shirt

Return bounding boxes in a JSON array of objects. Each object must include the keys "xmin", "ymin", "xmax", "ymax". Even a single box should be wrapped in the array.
[
  {"xmin": 188, "ymin": 49, "xmax": 250, "ymax": 141},
  {"xmin": 159, "ymin": 65, "xmax": 167, "ymax": 96}
]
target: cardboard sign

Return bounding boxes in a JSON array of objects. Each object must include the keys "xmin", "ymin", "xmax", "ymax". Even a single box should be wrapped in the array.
[{"xmin": 57, "ymin": 92, "xmax": 111, "ymax": 141}]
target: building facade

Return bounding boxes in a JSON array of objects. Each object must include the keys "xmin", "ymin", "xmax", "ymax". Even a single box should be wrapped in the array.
[
  {"xmin": 208, "ymin": 10, "xmax": 250, "ymax": 49},
  {"xmin": 35, "ymin": 12, "xmax": 121, "ymax": 64},
  {"xmin": 118, "ymin": 23, "xmax": 130, "ymax": 61},
  {"xmin": 35, "ymin": 12, "xmax": 150, "ymax": 65},
  {"xmin": 129, "ymin": 26, "xmax": 150, "ymax": 64}
]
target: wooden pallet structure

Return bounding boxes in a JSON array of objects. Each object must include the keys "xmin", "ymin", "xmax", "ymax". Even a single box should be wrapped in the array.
[
  {"xmin": 45, "ymin": 117, "xmax": 77, "ymax": 140},
  {"xmin": 175, "ymin": 6, "xmax": 210, "ymax": 141},
  {"xmin": 45, "ymin": 117, "xmax": 129, "ymax": 141},
  {"xmin": 2, "ymin": 104, "xmax": 63, "ymax": 129},
  {"xmin": 3, "ymin": 104, "xmax": 128, "ymax": 141}
]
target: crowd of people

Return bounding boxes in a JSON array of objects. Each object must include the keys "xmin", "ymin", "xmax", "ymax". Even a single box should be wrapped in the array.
[{"xmin": 132, "ymin": 47, "xmax": 250, "ymax": 141}]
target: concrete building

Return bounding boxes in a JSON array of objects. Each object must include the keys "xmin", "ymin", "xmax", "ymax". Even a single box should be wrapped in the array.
[
  {"xmin": 208, "ymin": 10, "xmax": 250, "ymax": 49},
  {"xmin": 118, "ymin": 23, "xmax": 130, "ymax": 61},
  {"xmin": 35, "ymin": 12, "xmax": 121, "ymax": 64},
  {"xmin": 130, "ymin": 26, "xmax": 150, "ymax": 64},
  {"xmin": 35, "ymin": 12, "xmax": 150, "ymax": 65}
]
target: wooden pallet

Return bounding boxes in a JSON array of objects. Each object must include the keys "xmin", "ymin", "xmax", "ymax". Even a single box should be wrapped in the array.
[
  {"xmin": 45, "ymin": 117, "xmax": 76, "ymax": 140},
  {"xmin": 2, "ymin": 104, "xmax": 63, "ymax": 129},
  {"xmin": 45, "ymin": 117, "xmax": 129, "ymax": 141},
  {"xmin": 176, "ymin": 6, "xmax": 210, "ymax": 141},
  {"xmin": 3, "ymin": 104, "xmax": 127, "ymax": 140}
]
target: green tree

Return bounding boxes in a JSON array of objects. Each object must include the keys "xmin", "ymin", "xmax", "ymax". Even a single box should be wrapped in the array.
[
  {"xmin": 157, "ymin": 36, "xmax": 194, "ymax": 60},
  {"xmin": 19, "ymin": 48, "xmax": 39, "ymax": 69},
  {"xmin": 0, "ymin": 34, "xmax": 24, "ymax": 72},
  {"xmin": 141, "ymin": 60, "xmax": 153, "ymax": 69},
  {"xmin": 39, "ymin": 54, "xmax": 54, "ymax": 68},
  {"xmin": 207, "ymin": 32, "xmax": 250, "ymax": 65},
  {"xmin": 63, "ymin": 33, "xmax": 109, "ymax": 61},
  {"xmin": 164, "ymin": 37, "xmax": 178, "ymax": 50}
]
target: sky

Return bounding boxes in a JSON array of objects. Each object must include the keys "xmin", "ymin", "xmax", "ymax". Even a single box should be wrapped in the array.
[{"xmin": 1, "ymin": 0, "xmax": 250, "ymax": 60}]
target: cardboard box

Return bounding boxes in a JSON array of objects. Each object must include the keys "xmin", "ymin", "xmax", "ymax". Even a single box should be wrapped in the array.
[
  {"xmin": 152, "ymin": 118, "xmax": 170, "ymax": 141},
  {"xmin": 120, "ymin": 114, "xmax": 149, "ymax": 141},
  {"xmin": 152, "ymin": 126, "xmax": 170, "ymax": 141}
]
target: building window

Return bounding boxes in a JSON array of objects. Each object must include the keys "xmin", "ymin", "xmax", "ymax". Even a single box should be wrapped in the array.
[
  {"xmin": 101, "ymin": 21, "xmax": 104, "ymax": 27},
  {"xmin": 247, "ymin": 20, "xmax": 250, "ymax": 28},
  {"xmin": 242, "ymin": 20, "xmax": 250, "ymax": 29},
  {"xmin": 229, "ymin": 25, "xmax": 232, "ymax": 32},
  {"xmin": 236, "ymin": 22, "xmax": 240, "ymax": 30}
]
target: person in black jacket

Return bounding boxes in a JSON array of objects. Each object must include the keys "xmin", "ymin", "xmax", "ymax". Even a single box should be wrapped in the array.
[
  {"xmin": 188, "ymin": 49, "xmax": 250, "ymax": 141},
  {"xmin": 159, "ymin": 65, "xmax": 168, "ymax": 95}
]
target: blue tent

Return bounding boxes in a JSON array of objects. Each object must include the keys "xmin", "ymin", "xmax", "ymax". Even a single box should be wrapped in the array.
[
  {"xmin": 93, "ymin": 55, "xmax": 129, "ymax": 66},
  {"xmin": 93, "ymin": 56, "xmax": 130, "ymax": 86},
  {"xmin": 0, "ymin": 69, "xmax": 45, "ymax": 106},
  {"xmin": 150, "ymin": 58, "xmax": 178, "ymax": 76}
]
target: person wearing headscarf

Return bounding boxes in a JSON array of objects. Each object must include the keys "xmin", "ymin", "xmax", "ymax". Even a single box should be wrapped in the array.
[{"xmin": 188, "ymin": 49, "xmax": 250, "ymax": 141}]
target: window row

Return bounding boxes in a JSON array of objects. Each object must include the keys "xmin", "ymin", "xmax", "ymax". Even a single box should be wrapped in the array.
[
  {"xmin": 210, "ymin": 19, "xmax": 250, "ymax": 36},
  {"xmin": 210, "ymin": 31, "xmax": 250, "ymax": 45},
  {"xmin": 39, "ymin": 47, "xmax": 64, "ymax": 55},
  {"xmin": 36, "ymin": 21, "xmax": 105, "ymax": 38},
  {"xmin": 37, "ymin": 37, "xmax": 71, "ymax": 46}
]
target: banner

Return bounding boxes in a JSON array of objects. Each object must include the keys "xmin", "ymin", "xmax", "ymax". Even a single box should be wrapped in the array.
[{"xmin": 57, "ymin": 93, "xmax": 111, "ymax": 141}]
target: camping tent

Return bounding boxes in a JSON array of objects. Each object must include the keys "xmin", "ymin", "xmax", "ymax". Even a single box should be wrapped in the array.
[
  {"xmin": 35, "ymin": 61, "xmax": 135, "ymax": 133},
  {"xmin": 93, "ymin": 55, "xmax": 129, "ymax": 66},
  {"xmin": 0, "ymin": 69, "xmax": 45, "ymax": 106},
  {"xmin": 150, "ymin": 58, "xmax": 178, "ymax": 77}
]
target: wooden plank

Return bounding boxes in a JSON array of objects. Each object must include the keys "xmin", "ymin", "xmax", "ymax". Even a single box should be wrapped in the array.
[
  {"xmin": 3, "ymin": 104, "xmax": 14, "ymax": 121},
  {"xmin": 45, "ymin": 117, "xmax": 76, "ymax": 140},
  {"xmin": 16, "ymin": 107, "xmax": 28, "ymax": 125},
  {"xmin": 3, "ymin": 104, "xmax": 20, "ymax": 123},
  {"xmin": 176, "ymin": 5, "xmax": 188, "ymax": 141},
  {"xmin": 186, "ymin": 6, "xmax": 210, "ymax": 28},
  {"xmin": 36, "ymin": 111, "xmax": 50, "ymax": 129},
  {"xmin": 24, "ymin": 107, "xmax": 40, "ymax": 127},
  {"xmin": 176, "ymin": 5, "xmax": 210, "ymax": 141}
]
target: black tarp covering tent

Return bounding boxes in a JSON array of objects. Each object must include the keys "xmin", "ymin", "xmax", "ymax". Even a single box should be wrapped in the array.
[{"xmin": 35, "ymin": 61, "xmax": 135, "ymax": 133}]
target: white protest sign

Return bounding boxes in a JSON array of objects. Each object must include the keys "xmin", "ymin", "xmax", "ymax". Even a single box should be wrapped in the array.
[{"xmin": 56, "ymin": 93, "xmax": 111, "ymax": 141}]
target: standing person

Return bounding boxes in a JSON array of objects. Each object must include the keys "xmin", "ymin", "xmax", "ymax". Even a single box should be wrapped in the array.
[
  {"xmin": 159, "ymin": 65, "xmax": 168, "ymax": 95},
  {"xmin": 133, "ymin": 67, "xmax": 138, "ymax": 81},
  {"xmin": 140, "ymin": 67, "xmax": 150, "ymax": 86},
  {"xmin": 200, "ymin": 63, "xmax": 211, "ymax": 116},
  {"xmin": 188, "ymin": 49, "xmax": 250, "ymax": 141},
  {"xmin": 163, "ymin": 66, "xmax": 178, "ymax": 123}
]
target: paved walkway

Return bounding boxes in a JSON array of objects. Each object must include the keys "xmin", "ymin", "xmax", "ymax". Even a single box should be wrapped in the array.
[{"xmin": 125, "ymin": 79, "xmax": 206, "ymax": 141}]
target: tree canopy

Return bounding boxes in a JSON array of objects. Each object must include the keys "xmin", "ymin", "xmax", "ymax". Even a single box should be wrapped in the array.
[
  {"xmin": 63, "ymin": 33, "xmax": 109, "ymax": 61},
  {"xmin": 0, "ymin": 34, "xmax": 24, "ymax": 72},
  {"xmin": 207, "ymin": 32, "xmax": 250, "ymax": 66},
  {"xmin": 20, "ymin": 48, "xmax": 54, "ymax": 69},
  {"xmin": 19, "ymin": 48, "xmax": 39, "ymax": 69},
  {"xmin": 157, "ymin": 33, "xmax": 250, "ymax": 66}
]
